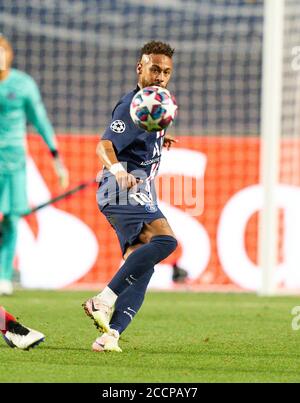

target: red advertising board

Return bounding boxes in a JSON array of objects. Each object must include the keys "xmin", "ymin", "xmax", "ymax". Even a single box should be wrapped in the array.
[{"xmin": 20, "ymin": 134, "xmax": 263, "ymax": 291}]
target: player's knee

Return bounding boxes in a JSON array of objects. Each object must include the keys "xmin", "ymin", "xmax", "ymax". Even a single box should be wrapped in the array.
[
  {"xmin": 138, "ymin": 230, "xmax": 151, "ymax": 244},
  {"xmin": 144, "ymin": 219, "xmax": 175, "ymax": 239},
  {"xmin": 124, "ymin": 243, "xmax": 143, "ymax": 260},
  {"xmin": 165, "ymin": 236, "xmax": 178, "ymax": 254},
  {"xmin": 152, "ymin": 235, "xmax": 178, "ymax": 258}
]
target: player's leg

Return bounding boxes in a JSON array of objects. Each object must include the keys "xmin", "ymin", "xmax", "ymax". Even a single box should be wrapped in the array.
[
  {"xmin": 110, "ymin": 267, "xmax": 154, "ymax": 334},
  {"xmin": 141, "ymin": 217, "xmax": 175, "ymax": 238},
  {"xmin": 108, "ymin": 228, "xmax": 155, "ymax": 336},
  {"xmin": 92, "ymin": 236, "xmax": 154, "ymax": 352},
  {"xmin": 92, "ymin": 267, "xmax": 154, "ymax": 352},
  {"xmin": 0, "ymin": 214, "xmax": 19, "ymax": 295},
  {"xmin": 85, "ymin": 218, "xmax": 177, "ymax": 334},
  {"xmin": 107, "ymin": 220, "xmax": 174, "ymax": 331},
  {"xmin": 107, "ymin": 218, "xmax": 176, "ymax": 293},
  {"xmin": 0, "ymin": 306, "xmax": 45, "ymax": 350},
  {"xmin": 84, "ymin": 242, "xmax": 153, "ymax": 342},
  {"xmin": 107, "ymin": 217, "xmax": 175, "ymax": 321}
]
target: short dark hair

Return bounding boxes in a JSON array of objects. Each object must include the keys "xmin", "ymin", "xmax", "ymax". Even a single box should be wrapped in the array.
[{"xmin": 139, "ymin": 41, "xmax": 175, "ymax": 60}]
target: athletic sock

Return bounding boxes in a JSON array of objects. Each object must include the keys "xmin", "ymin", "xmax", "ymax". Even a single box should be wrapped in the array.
[
  {"xmin": 108, "ymin": 235, "xmax": 177, "ymax": 296},
  {"xmin": 97, "ymin": 286, "xmax": 118, "ymax": 306},
  {"xmin": 110, "ymin": 268, "xmax": 154, "ymax": 334}
]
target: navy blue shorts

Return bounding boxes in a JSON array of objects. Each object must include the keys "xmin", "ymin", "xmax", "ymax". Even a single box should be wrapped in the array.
[{"xmin": 100, "ymin": 203, "xmax": 166, "ymax": 256}]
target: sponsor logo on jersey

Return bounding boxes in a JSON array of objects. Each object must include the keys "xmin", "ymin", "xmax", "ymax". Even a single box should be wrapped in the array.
[{"xmin": 140, "ymin": 156, "xmax": 160, "ymax": 166}]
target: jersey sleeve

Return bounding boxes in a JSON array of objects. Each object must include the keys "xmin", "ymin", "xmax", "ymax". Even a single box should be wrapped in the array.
[
  {"xmin": 24, "ymin": 77, "xmax": 57, "ymax": 151},
  {"xmin": 101, "ymin": 100, "xmax": 142, "ymax": 153}
]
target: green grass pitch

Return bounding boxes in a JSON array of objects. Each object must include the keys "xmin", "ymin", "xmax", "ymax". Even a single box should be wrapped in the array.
[{"xmin": 0, "ymin": 290, "xmax": 300, "ymax": 383}]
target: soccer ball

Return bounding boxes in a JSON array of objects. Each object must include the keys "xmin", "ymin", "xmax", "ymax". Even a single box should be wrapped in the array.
[{"xmin": 130, "ymin": 86, "xmax": 178, "ymax": 132}]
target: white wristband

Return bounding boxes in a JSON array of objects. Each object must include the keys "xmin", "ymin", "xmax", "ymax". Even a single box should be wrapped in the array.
[{"xmin": 109, "ymin": 162, "xmax": 126, "ymax": 175}]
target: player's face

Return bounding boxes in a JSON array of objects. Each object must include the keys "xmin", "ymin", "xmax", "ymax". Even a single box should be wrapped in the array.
[
  {"xmin": 0, "ymin": 39, "xmax": 13, "ymax": 73},
  {"xmin": 137, "ymin": 54, "xmax": 173, "ymax": 89}
]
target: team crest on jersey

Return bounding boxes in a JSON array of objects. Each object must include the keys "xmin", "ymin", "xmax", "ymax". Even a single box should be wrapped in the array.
[
  {"xmin": 110, "ymin": 120, "xmax": 126, "ymax": 133},
  {"xmin": 145, "ymin": 203, "xmax": 158, "ymax": 213}
]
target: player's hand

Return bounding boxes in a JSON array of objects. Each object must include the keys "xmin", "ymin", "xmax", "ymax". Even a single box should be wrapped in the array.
[
  {"xmin": 53, "ymin": 156, "xmax": 69, "ymax": 189},
  {"xmin": 115, "ymin": 171, "xmax": 142, "ymax": 190},
  {"xmin": 163, "ymin": 134, "xmax": 178, "ymax": 150}
]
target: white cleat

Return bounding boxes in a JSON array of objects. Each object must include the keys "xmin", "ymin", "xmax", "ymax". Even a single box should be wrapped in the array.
[
  {"xmin": 3, "ymin": 324, "xmax": 45, "ymax": 350},
  {"xmin": 82, "ymin": 296, "xmax": 112, "ymax": 333},
  {"xmin": 0, "ymin": 280, "xmax": 13, "ymax": 296},
  {"xmin": 92, "ymin": 329, "xmax": 122, "ymax": 352}
]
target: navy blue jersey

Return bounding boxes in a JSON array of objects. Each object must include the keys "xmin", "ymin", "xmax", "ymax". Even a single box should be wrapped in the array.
[{"xmin": 98, "ymin": 87, "xmax": 165, "ymax": 209}]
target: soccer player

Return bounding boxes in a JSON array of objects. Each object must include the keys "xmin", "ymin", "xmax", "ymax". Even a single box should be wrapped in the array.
[
  {"xmin": 0, "ymin": 35, "xmax": 69, "ymax": 295},
  {"xmin": 83, "ymin": 41, "xmax": 178, "ymax": 352},
  {"xmin": 0, "ymin": 306, "xmax": 45, "ymax": 350}
]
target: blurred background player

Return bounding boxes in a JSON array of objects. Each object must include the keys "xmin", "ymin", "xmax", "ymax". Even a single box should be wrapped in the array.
[
  {"xmin": 83, "ymin": 41, "xmax": 178, "ymax": 352},
  {"xmin": 0, "ymin": 305, "xmax": 45, "ymax": 349},
  {"xmin": 0, "ymin": 35, "xmax": 69, "ymax": 295}
]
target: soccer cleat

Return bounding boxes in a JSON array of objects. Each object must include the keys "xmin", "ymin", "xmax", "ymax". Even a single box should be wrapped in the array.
[
  {"xmin": 82, "ymin": 296, "xmax": 112, "ymax": 333},
  {"xmin": 172, "ymin": 263, "xmax": 188, "ymax": 283},
  {"xmin": 0, "ymin": 280, "xmax": 13, "ymax": 296},
  {"xmin": 2, "ymin": 322, "xmax": 45, "ymax": 350},
  {"xmin": 92, "ymin": 329, "xmax": 122, "ymax": 352}
]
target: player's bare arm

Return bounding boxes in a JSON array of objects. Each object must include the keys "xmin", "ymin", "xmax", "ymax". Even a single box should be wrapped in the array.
[{"xmin": 96, "ymin": 139, "xmax": 139, "ymax": 189}]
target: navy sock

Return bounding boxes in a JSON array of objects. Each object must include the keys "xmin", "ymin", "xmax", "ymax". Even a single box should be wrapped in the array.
[
  {"xmin": 108, "ymin": 235, "xmax": 177, "ymax": 295},
  {"xmin": 110, "ymin": 268, "xmax": 154, "ymax": 334}
]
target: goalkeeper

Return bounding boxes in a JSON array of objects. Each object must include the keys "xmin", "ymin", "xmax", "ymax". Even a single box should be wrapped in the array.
[{"xmin": 0, "ymin": 35, "xmax": 68, "ymax": 295}]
